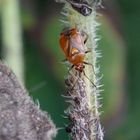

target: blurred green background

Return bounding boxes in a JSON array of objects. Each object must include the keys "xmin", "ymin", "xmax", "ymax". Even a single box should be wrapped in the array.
[{"xmin": 0, "ymin": 0, "xmax": 140, "ymax": 139}]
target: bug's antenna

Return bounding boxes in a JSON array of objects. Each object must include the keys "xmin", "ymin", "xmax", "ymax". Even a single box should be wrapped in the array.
[
  {"xmin": 83, "ymin": 70, "xmax": 97, "ymax": 88},
  {"xmin": 84, "ymin": 61, "xmax": 96, "ymax": 75}
]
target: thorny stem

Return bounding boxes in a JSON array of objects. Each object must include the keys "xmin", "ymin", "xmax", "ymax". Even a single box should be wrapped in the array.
[{"xmin": 58, "ymin": 0, "xmax": 104, "ymax": 140}]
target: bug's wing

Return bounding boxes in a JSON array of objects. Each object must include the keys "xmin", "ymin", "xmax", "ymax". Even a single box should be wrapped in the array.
[{"xmin": 70, "ymin": 37, "xmax": 85, "ymax": 53}]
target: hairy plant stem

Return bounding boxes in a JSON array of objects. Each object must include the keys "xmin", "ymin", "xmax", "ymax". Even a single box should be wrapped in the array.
[{"xmin": 60, "ymin": 2, "xmax": 104, "ymax": 140}]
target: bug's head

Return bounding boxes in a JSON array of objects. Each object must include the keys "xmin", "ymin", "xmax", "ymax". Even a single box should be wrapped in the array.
[{"xmin": 75, "ymin": 63, "xmax": 85, "ymax": 73}]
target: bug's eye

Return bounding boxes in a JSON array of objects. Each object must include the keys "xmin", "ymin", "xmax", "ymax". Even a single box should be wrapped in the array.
[{"xmin": 81, "ymin": 6, "xmax": 92, "ymax": 16}]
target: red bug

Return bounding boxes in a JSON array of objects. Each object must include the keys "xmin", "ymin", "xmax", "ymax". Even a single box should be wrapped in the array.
[{"xmin": 59, "ymin": 28, "xmax": 96, "ymax": 87}]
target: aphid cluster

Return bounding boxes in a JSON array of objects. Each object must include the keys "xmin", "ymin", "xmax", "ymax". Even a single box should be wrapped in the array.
[{"xmin": 62, "ymin": 77, "xmax": 96, "ymax": 139}]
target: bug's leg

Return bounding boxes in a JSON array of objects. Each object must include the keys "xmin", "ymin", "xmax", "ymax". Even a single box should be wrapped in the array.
[
  {"xmin": 71, "ymin": 77, "xmax": 80, "ymax": 91},
  {"xmin": 81, "ymin": 30, "xmax": 89, "ymax": 44},
  {"xmin": 65, "ymin": 37, "xmax": 72, "ymax": 57},
  {"xmin": 61, "ymin": 58, "xmax": 67, "ymax": 62},
  {"xmin": 85, "ymin": 48, "xmax": 92, "ymax": 54},
  {"xmin": 84, "ymin": 61, "xmax": 96, "ymax": 75},
  {"xmin": 82, "ymin": 70, "xmax": 97, "ymax": 88},
  {"xmin": 70, "ymin": 73, "xmax": 81, "ymax": 91},
  {"xmin": 84, "ymin": 34, "xmax": 88, "ymax": 44},
  {"xmin": 67, "ymin": 65, "xmax": 80, "ymax": 90},
  {"xmin": 68, "ymin": 64, "xmax": 74, "ymax": 74}
]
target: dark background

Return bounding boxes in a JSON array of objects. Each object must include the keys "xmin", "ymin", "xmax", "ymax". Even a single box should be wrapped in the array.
[{"xmin": 0, "ymin": 0, "xmax": 140, "ymax": 139}]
